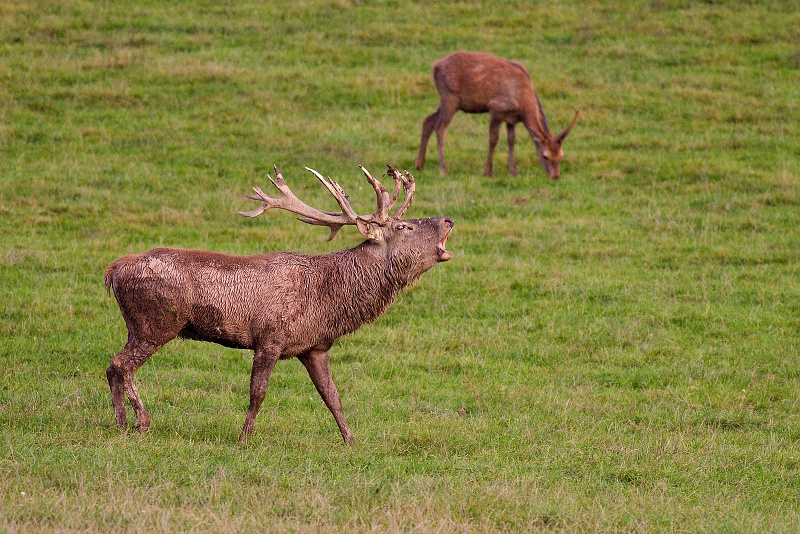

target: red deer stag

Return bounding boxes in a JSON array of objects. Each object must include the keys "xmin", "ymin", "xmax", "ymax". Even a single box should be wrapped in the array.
[
  {"xmin": 415, "ymin": 50, "xmax": 579, "ymax": 179},
  {"xmin": 104, "ymin": 165, "xmax": 453, "ymax": 444}
]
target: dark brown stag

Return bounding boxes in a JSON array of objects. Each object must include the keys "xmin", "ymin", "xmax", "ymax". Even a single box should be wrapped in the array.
[
  {"xmin": 415, "ymin": 50, "xmax": 579, "ymax": 179},
  {"xmin": 104, "ymin": 165, "xmax": 453, "ymax": 444}
]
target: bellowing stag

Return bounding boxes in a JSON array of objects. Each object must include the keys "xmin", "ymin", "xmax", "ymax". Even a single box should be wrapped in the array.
[
  {"xmin": 415, "ymin": 50, "xmax": 579, "ymax": 179},
  {"xmin": 104, "ymin": 166, "xmax": 454, "ymax": 444}
]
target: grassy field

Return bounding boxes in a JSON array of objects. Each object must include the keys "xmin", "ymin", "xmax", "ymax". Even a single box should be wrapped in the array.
[{"xmin": 2, "ymin": 0, "xmax": 800, "ymax": 531}]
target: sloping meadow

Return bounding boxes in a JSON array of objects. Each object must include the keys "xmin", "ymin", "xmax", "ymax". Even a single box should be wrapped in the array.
[{"xmin": 1, "ymin": 1, "xmax": 799, "ymax": 531}]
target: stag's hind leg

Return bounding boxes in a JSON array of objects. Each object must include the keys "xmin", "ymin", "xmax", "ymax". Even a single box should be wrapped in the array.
[
  {"xmin": 107, "ymin": 339, "xmax": 164, "ymax": 432},
  {"xmin": 106, "ymin": 363, "xmax": 127, "ymax": 428},
  {"xmin": 299, "ymin": 349, "xmax": 354, "ymax": 445}
]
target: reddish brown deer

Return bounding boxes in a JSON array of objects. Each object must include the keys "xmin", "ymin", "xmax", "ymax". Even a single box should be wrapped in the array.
[
  {"xmin": 104, "ymin": 165, "xmax": 453, "ymax": 444},
  {"xmin": 415, "ymin": 50, "xmax": 579, "ymax": 179}
]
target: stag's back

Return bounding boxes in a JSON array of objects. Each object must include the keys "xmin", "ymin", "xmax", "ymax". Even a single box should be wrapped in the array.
[
  {"xmin": 105, "ymin": 248, "xmax": 306, "ymax": 349},
  {"xmin": 104, "ymin": 246, "xmax": 413, "ymax": 356},
  {"xmin": 432, "ymin": 51, "xmax": 534, "ymax": 114}
]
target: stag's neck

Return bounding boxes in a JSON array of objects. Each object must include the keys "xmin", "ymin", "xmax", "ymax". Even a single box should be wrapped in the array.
[{"xmin": 313, "ymin": 242, "xmax": 413, "ymax": 336}]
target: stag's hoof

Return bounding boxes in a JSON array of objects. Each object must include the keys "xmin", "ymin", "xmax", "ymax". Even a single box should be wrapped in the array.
[
  {"xmin": 114, "ymin": 410, "xmax": 128, "ymax": 428},
  {"xmin": 134, "ymin": 414, "xmax": 150, "ymax": 433}
]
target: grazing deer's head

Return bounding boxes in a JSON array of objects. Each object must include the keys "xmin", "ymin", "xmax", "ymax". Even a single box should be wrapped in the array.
[{"xmin": 531, "ymin": 109, "xmax": 580, "ymax": 180}]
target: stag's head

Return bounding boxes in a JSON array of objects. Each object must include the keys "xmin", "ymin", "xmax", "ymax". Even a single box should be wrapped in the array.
[
  {"xmin": 240, "ymin": 165, "xmax": 453, "ymax": 280},
  {"xmin": 532, "ymin": 110, "xmax": 579, "ymax": 180}
]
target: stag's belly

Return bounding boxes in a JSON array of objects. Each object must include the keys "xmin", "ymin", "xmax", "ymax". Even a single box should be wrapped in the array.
[{"xmin": 178, "ymin": 303, "xmax": 255, "ymax": 350}]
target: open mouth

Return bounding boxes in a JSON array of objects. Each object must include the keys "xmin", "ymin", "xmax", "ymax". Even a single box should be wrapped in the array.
[{"xmin": 437, "ymin": 231, "xmax": 453, "ymax": 261}]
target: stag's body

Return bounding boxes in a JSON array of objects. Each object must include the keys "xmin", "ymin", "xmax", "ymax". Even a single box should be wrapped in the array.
[
  {"xmin": 105, "ymin": 166, "xmax": 453, "ymax": 444},
  {"xmin": 415, "ymin": 51, "xmax": 578, "ymax": 179}
]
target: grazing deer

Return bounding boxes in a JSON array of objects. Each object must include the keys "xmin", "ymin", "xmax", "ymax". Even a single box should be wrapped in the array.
[
  {"xmin": 104, "ymin": 165, "xmax": 453, "ymax": 444},
  {"xmin": 415, "ymin": 50, "xmax": 579, "ymax": 179}
]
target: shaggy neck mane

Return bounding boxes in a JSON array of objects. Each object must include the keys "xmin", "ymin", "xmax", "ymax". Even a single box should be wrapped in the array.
[{"xmin": 312, "ymin": 242, "xmax": 416, "ymax": 338}]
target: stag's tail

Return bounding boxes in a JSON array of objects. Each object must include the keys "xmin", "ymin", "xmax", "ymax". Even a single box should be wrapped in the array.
[{"xmin": 104, "ymin": 262, "xmax": 117, "ymax": 296}]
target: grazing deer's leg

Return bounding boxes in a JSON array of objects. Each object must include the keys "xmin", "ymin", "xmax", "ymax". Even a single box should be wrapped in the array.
[
  {"xmin": 484, "ymin": 115, "xmax": 502, "ymax": 177},
  {"xmin": 434, "ymin": 103, "xmax": 458, "ymax": 175},
  {"xmin": 298, "ymin": 349, "xmax": 354, "ymax": 445},
  {"xmin": 507, "ymin": 123, "xmax": 518, "ymax": 177},
  {"xmin": 415, "ymin": 110, "xmax": 439, "ymax": 171},
  {"xmin": 239, "ymin": 345, "xmax": 280, "ymax": 441},
  {"xmin": 108, "ymin": 339, "xmax": 162, "ymax": 432}
]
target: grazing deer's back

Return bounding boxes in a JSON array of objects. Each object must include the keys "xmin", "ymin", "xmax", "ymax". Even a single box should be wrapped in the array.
[{"xmin": 433, "ymin": 51, "xmax": 534, "ymax": 113}]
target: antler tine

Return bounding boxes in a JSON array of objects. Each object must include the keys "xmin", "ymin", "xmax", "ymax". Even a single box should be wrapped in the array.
[
  {"xmin": 304, "ymin": 167, "xmax": 358, "ymax": 219},
  {"xmin": 238, "ymin": 185, "xmax": 272, "ymax": 218},
  {"xmin": 359, "ymin": 165, "xmax": 394, "ymax": 222},
  {"xmin": 388, "ymin": 167, "xmax": 416, "ymax": 219},
  {"xmin": 385, "ymin": 164, "xmax": 402, "ymax": 208},
  {"xmin": 239, "ymin": 166, "xmax": 360, "ymax": 240},
  {"xmin": 238, "ymin": 166, "xmax": 296, "ymax": 218}
]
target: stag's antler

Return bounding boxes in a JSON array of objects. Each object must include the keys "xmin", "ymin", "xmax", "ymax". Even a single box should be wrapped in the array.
[{"xmin": 240, "ymin": 165, "xmax": 416, "ymax": 240}]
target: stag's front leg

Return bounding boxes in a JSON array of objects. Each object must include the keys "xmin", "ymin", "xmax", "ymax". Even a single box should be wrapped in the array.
[
  {"xmin": 298, "ymin": 349, "xmax": 354, "ymax": 445},
  {"xmin": 240, "ymin": 345, "xmax": 280, "ymax": 441}
]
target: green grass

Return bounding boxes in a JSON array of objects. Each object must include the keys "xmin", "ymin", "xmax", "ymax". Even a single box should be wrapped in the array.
[{"xmin": 2, "ymin": 0, "xmax": 800, "ymax": 531}]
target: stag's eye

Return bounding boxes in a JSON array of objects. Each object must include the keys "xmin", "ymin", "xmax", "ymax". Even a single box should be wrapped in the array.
[{"xmin": 396, "ymin": 224, "xmax": 406, "ymax": 230}]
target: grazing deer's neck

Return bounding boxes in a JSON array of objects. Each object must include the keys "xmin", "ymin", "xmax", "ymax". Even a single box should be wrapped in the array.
[{"xmin": 521, "ymin": 93, "xmax": 550, "ymax": 138}]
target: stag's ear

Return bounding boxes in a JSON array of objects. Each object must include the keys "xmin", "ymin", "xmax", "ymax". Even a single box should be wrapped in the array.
[{"xmin": 355, "ymin": 217, "xmax": 382, "ymax": 241}]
